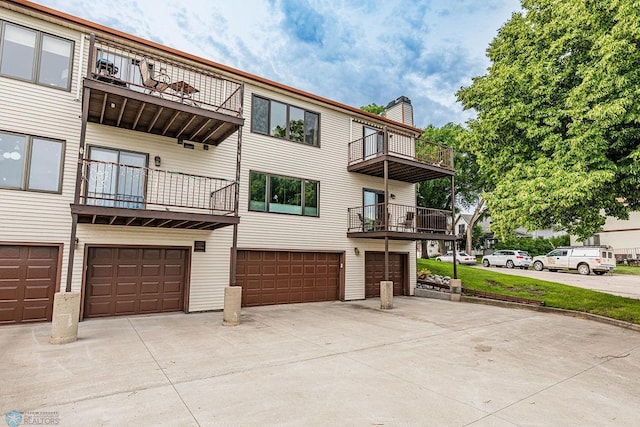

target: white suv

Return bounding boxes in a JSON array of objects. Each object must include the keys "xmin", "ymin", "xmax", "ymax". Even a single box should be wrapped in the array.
[
  {"xmin": 532, "ymin": 246, "xmax": 616, "ymax": 275},
  {"xmin": 482, "ymin": 250, "xmax": 531, "ymax": 269}
]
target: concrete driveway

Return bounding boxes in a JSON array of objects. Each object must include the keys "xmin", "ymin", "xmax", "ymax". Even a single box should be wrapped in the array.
[
  {"xmin": 475, "ymin": 266, "xmax": 640, "ymax": 299},
  {"xmin": 2, "ymin": 297, "xmax": 640, "ymax": 426}
]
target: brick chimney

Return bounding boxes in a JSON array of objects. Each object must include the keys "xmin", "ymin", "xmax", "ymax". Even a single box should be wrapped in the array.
[{"xmin": 382, "ymin": 96, "xmax": 414, "ymax": 126}]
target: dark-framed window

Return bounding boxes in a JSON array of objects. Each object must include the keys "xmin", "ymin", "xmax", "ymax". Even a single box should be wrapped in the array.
[
  {"xmin": 0, "ymin": 21, "xmax": 74, "ymax": 91},
  {"xmin": 249, "ymin": 171, "xmax": 318, "ymax": 217},
  {"xmin": 86, "ymin": 146, "xmax": 147, "ymax": 208},
  {"xmin": 251, "ymin": 94, "xmax": 320, "ymax": 146},
  {"xmin": 0, "ymin": 131, "xmax": 65, "ymax": 193}
]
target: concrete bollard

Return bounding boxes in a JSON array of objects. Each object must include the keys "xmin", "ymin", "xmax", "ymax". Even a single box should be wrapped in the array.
[
  {"xmin": 450, "ymin": 279, "xmax": 462, "ymax": 302},
  {"xmin": 223, "ymin": 286, "xmax": 242, "ymax": 326},
  {"xmin": 50, "ymin": 292, "xmax": 81, "ymax": 344},
  {"xmin": 380, "ymin": 281, "xmax": 393, "ymax": 309}
]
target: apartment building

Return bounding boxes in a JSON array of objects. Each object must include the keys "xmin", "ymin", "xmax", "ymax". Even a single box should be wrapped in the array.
[{"xmin": 0, "ymin": 0, "xmax": 455, "ymax": 324}]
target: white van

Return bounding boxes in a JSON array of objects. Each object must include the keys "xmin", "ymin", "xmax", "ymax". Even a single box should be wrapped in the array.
[{"xmin": 532, "ymin": 246, "xmax": 616, "ymax": 275}]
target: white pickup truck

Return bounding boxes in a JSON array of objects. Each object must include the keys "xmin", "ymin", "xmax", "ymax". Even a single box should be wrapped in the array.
[{"xmin": 532, "ymin": 246, "xmax": 616, "ymax": 275}]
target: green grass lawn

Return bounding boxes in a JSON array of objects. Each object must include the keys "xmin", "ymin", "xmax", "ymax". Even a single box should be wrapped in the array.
[
  {"xmin": 418, "ymin": 259, "xmax": 640, "ymax": 324},
  {"xmin": 614, "ymin": 265, "xmax": 640, "ymax": 276}
]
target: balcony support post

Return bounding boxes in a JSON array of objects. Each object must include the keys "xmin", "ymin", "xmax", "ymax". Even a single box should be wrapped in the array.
[
  {"xmin": 65, "ymin": 82, "xmax": 92, "ymax": 293},
  {"xmin": 384, "ymin": 156, "xmax": 389, "ymax": 282},
  {"xmin": 229, "ymin": 84, "xmax": 244, "ymax": 287},
  {"xmin": 451, "ymin": 175, "xmax": 457, "ymax": 280}
]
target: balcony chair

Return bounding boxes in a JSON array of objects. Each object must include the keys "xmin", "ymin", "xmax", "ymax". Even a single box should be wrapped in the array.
[
  {"xmin": 139, "ymin": 57, "xmax": 170, "ymax": 94},
  {"xmin": 397, "ymin": 211, "xmax": 415, "ymax": 231}
]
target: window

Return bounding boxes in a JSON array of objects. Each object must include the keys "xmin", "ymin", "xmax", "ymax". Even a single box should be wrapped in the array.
[
  {"xmin": 251, "ymin": 95, "xmax": 320, "ymax": 146},
  {"xmin": 86, "ymin": 147, "xmax": 147, "ymax": 208},
  {"xmin": 0, "ymin": 131, "xmax": 64, "ymax": 192},
  {"xmin": 458, "ymin": 224, "xmax": 466, "ymax": 235},
  {"xmin": 0, "ymin": 22, "xmax": 73, "ymax": 90},
  {"xmin": 249, "ymin": 171, "xmax": 318, "ymax": 217}
]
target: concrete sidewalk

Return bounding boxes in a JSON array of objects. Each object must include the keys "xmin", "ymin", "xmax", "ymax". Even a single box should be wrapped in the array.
[{"xmin": 2, "ymin": 297, "xmax": 639, "ymax": 426}]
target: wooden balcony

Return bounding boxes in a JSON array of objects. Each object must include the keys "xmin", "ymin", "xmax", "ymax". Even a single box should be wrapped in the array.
[
  {"xmin": 70, "ymin": 159, "xmax": 239, "ymax": 230},
  {"xmin": 83, "ymin": 36, "xmax": 244, "ymax": 146},
  {"xmin": 347, "ymin": 203, "xmax": 454, "ymax": 241},
  {"xmin": 347, "ymin": 129, "xmax": 454, "ymax": 183}
]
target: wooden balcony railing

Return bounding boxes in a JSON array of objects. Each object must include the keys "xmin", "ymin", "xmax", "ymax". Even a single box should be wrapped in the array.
[
  {"xmin": 77, "ymin": 159, "xmax": 237, "ymax": 215},
  {"xmin": 89, "ymin": 37, "xmax": 243, "ymax": 117},
  {"xmin": 347, "ymin": 203, "xmax": 451, "ymax": 234},
  {"xmin": 347, "ymin": 129, "xmax": 453, "ymax": 170}
]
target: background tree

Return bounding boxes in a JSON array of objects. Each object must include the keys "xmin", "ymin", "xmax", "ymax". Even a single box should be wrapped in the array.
[
  {"xmin": 360, "ymin": 103, "xmax": 386, "ymax": 115},
  {"xmin": 457, "ymin": 0, "xmax": 640, "ymax": 240},
  {"xmin": 417, "ymin": 123, "xmax": 487, "ymax": 255}
]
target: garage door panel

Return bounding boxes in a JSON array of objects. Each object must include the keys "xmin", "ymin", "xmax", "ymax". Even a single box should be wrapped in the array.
[
  {"xmin": 237, "ymin": 250, "xmax": 340, "ymax": 307},
  {"xmin": 85, "ymin": 247, "xmax": 186, "ymax": 318},
  {"xmin": 0, "ymin": 285, "xmax": 19, "ymax": 300},
  {"xmin": 23, "ymin": 284, "xmax": 52, "ymax": 299},
  {"xmin": 86, "ymin": 301, "xmax": 111, "ymax": 317},
  {"xmin": 139, "ymin": 299, "xmax": 160, "ymax": 312},
  {"xmin": 141, "ymin": 264, "xmax": 161, "ymax": 276},
  {"xmin": 140, "ymin": 282, "xmax": 160, "ymax": 294},
  {"xmin": 88, "ymin": 282, "xmax": 111, "ymax": 297},
  {"xmin": 116, "ymin": 282, "xmax": 137, "ymax": 296},
  {"xmin": 163, "ymin": 281, "xmax": 181, "ymax": 293},
  {"xmin": 263, "ymin": 265, "xmax": 277, "ymax": 275},
  {"xmin": 164, "ymin": 264, "xmax": 183, "ymax": 276},
  {"xmin": 90, "ymin": 264, "xmax": 113, "ymax": 278},
  {"xmin": 0, "ymin": 307, "xmax": 18, "ymax": 322},
  {"xmin": 25, "ymin": 265, "xmax": 54, "ymax": 280},
  {"xmin": 162, "ymin": 297, "xmax": 181, "ymax": 311},
  {"xmin": 22, "ymin": 304, "xmax": 49, "ymax": 322},
  {"xmin": 0, "ymin": 246, "xmax": 21, "ymax": 258},
  {"xmin": 0, "ymin": 245, "xmax": 58, "ymax": 324}
]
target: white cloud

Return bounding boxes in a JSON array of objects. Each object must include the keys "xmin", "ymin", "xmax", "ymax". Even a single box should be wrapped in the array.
[{"xmin": 39, "ymin": 0, "xmax": 520, "ymax": 127}]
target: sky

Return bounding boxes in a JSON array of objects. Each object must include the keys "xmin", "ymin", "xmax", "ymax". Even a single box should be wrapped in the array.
[{"xmin": 39, "ymin": 0, "xmax": 521, "ymax": 128}]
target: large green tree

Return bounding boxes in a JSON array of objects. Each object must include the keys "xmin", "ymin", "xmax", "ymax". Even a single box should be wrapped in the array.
[
  {"xmin": 457, "ymin": 0, "xmax": 640, "ymax": 240},
  {"xmin": 360, "ymin": 103, "xmax": 386, "ymax": 115},
  {"xmin": 417, "ymin": 123, "xmax": 487, "ymax": 254}
]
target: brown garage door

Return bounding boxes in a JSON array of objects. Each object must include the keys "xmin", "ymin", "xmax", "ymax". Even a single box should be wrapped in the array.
[
  {"xmin": 365, "ymin": 252, "xmax": 406, "ymax": 298},
  {"xmin": 237, "ymin": 251, "xmax": 340, "ymax": 307},
  {"xmin": 0, "ymin": 245, "xmax": 58, "ymax": 324},
  {"xmin": 84, "ymin": 247, "xmax": 187, "ymax": 318}
]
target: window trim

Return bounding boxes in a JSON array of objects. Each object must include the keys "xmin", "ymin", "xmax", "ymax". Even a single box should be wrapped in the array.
[
  {"xmin": 0, "ymin": 20, "xmax": 75, "ymax": 92},
  {"xmin": 250, "ymin": 94, "xmax": 321, "ymax": 147},
  {"xmin": 248, "ymin": 170, "xmax": 319, "ymax": 217},
  {"xmin": 0, "ymin": 130, "xmax": 65, "ymax": 194}
]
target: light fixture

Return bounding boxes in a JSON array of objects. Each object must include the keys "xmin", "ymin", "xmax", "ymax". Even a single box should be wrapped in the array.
[
  {"xmin": 354, "ymin": 247, "xmax": 360, "ymax": 255},
  {"xmin": 203, "ymin": 144, "xmax": 209, "ymax": 151},
  {"xmin": 183, "ymin": 142, "xmax": 195, "ymax": 150},
  {"xmin": 390, "ymin": 193, "xmax": 396, "ymax": 199},
  {"xmin": 110, "ymin": 102, "xmax": 116, "ymax": 108},
  {"xmin": 154, "ymin": 155, "xmax": 161, "ymax": 167}
]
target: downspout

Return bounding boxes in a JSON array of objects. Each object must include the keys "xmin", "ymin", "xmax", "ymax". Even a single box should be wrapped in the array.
[{"xmin": 65, "ymin": 33, "xmax": 95, "ymax": 292}]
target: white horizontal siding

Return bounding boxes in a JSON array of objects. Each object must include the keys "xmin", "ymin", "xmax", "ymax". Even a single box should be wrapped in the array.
[
  {"xmin": 0, "ymin": 10, "xmax": 85, "ymax": 292},
  {"xmin": 239, "ymin": 85, "xmax": 417, "ymax": 300}
]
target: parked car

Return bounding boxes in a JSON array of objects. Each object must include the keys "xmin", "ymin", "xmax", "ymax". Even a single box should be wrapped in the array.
[
  {"xmin": 435, "ymin": 251, "xmax": 476, "ymax": 265},
  {"xmin": 532, "ymin": 246, "xmax": 616, "ymax": 275},
  {"xmin": 482, "ymin": 250, "xmax": 531, "ymax": 269}
]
